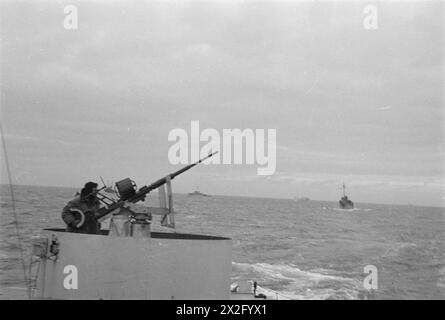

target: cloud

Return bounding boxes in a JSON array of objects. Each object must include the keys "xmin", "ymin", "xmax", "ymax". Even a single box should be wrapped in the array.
[{"xmin": 0, "ymin": 0, "xmax": 443, "ymax": 206}]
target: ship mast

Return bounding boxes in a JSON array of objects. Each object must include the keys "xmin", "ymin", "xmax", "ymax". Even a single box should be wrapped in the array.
[{"xmin": 343, "ymin": 183, "xmax": 346, "ymax": 197}]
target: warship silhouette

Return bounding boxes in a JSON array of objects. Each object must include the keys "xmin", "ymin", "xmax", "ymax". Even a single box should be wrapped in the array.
[
  {"xmin": 188, "ymin": 186, "xmax": 211, "ymax": 197},
  {"xmin": 294, "ymin": 197, "xmax": 310, "ymax": 203},
  {"xmin": 339, "ymin": 183, "xmax": 354, "ymax": 209}
]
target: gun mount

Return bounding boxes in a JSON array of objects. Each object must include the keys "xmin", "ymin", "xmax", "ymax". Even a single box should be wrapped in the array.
[
  {"xmin": 21, "ymin": 150, "xmax": 266, "ymax": 300},
  {"xmin": 88, "ymin": 151, "xmax": 218, "ymax": 236}
]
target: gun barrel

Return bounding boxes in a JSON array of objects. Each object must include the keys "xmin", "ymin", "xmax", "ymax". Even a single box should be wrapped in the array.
[
  {"xmin": 132, "ymin": 151, "xmax": 218, "ymax": 201},
  {"xmin": 171, "ymin": 151, "xmax": 218, "ymax": 179},
  {"xmin": 96, "ymin": 151, "xmax": 218, "ymax": 218}
]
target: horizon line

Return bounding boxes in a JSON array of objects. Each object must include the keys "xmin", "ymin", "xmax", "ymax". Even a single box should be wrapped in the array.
[{"xmin": 0, "ymin": 182, "xmax": 444, "ymax": 209}]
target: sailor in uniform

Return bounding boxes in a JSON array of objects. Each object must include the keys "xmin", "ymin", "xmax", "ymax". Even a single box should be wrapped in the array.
[{"xmin": 61, "ymin": 182, "xmax": 102, "ymax": 234}]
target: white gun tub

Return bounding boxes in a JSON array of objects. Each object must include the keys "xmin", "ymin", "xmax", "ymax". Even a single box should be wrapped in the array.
[{"xmin": 30, "ymin": 228, "xmax": 232, "ymax": 300}]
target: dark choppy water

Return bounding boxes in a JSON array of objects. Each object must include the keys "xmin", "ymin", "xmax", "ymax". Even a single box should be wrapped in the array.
[{"xmin": 1, "ymin": 184, "xmax": 444, "ymax": 299}]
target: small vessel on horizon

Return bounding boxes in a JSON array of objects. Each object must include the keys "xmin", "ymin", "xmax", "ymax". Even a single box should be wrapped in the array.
[
  {"xmin": 339, "ymin": 183, "xmax": 354, "ymax": 209},
  {"xmin": 294, "ymin": 196, "xmax": 310, "ymax": 202},
  {"xmin": 188, "ymin": 186, "xmax": 211, "ymax": 197}
]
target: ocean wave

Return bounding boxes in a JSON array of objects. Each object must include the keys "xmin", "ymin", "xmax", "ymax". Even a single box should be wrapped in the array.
[
  {"xmin": 332, "ymin": 208, "xmax": 365, "ymax": 212},
  {"xmin": 258, "ymin": 287, "xmax": 360, "ymax": 300},
  {"xmin": 232, "ymin": 262, "xmax": 361, "ymax": 299},
  {"xmin": 322, "ymin": 206, "xmax": 371, "ymax": 212},
  {"xmin": 254, "ymin": 263, "xmax": 349, "ymax": 282}
]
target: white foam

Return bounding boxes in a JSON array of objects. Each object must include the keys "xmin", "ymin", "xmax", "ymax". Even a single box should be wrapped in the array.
[
  {"xmin": 251, "ymin": 262, "xmax": 349, "ymax": 282},
  {"xmin": 256, "ymin": 285, "xmax": 357, "ymax": 300},
  {"xmin": 232, "ymin": 262, "xmax": 360, "ymax": 299}
]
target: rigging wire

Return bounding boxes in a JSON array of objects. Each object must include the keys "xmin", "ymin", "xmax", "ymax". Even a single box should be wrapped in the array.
[{"xmin": 0, "ymin": 122, "xmax": 31, "ymax": 299}]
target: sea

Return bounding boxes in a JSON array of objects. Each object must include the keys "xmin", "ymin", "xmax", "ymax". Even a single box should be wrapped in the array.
[{"xmin": 1, "ymin": 184, "xmax": 444, "ymax": 300}]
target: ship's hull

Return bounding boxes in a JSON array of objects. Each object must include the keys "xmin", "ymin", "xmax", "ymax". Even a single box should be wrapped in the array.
[
  {"xmin": 188, "ymin": 192, "xmax": 211, "ymax": 197},
  {"xmin": 339, "ymin": 200, "xmax": 354, "ymax": 209}
]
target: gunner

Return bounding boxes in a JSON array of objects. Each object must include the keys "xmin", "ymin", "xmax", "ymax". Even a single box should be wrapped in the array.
[{"xmin": 62, "ymin": 181, "xmax": 102, "ymax": 234}]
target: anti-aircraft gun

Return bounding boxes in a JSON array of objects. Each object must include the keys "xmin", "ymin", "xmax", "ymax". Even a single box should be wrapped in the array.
[
  {"xmin": 85, "ymin": 151, "xmax": 218, "ymax": 237},
  {"xmin": 27, "ymin": 150, "xmax": 236, "ymax": 300}
]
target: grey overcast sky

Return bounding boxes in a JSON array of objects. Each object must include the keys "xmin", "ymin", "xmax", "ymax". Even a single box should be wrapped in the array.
[{"xmin": 0, "ymin": 0, "xmax": 444, "ymax": 206}]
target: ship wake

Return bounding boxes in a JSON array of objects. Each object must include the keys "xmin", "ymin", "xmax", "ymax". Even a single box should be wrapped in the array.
[{"xmin": 232, "ymin": 262, "xmax": 364, "ymax": 300}]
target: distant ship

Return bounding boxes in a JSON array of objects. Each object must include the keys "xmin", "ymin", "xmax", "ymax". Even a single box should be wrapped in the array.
[
  {"xmin": 339, "ymin": 183, "xmax": 354, "ymax": 209},
  {"xmin": 294, "ymin": 197, "xmax": 310, "ymax": 202},
  {"xmin": 188, "ymin": 186, "xmax": 211, "ymax": 197}
]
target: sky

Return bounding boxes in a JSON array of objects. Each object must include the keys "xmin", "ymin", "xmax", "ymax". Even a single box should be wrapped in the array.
[{"xmin": 0, "ymin": 0, "xmax": 444, "ymax": 206}]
